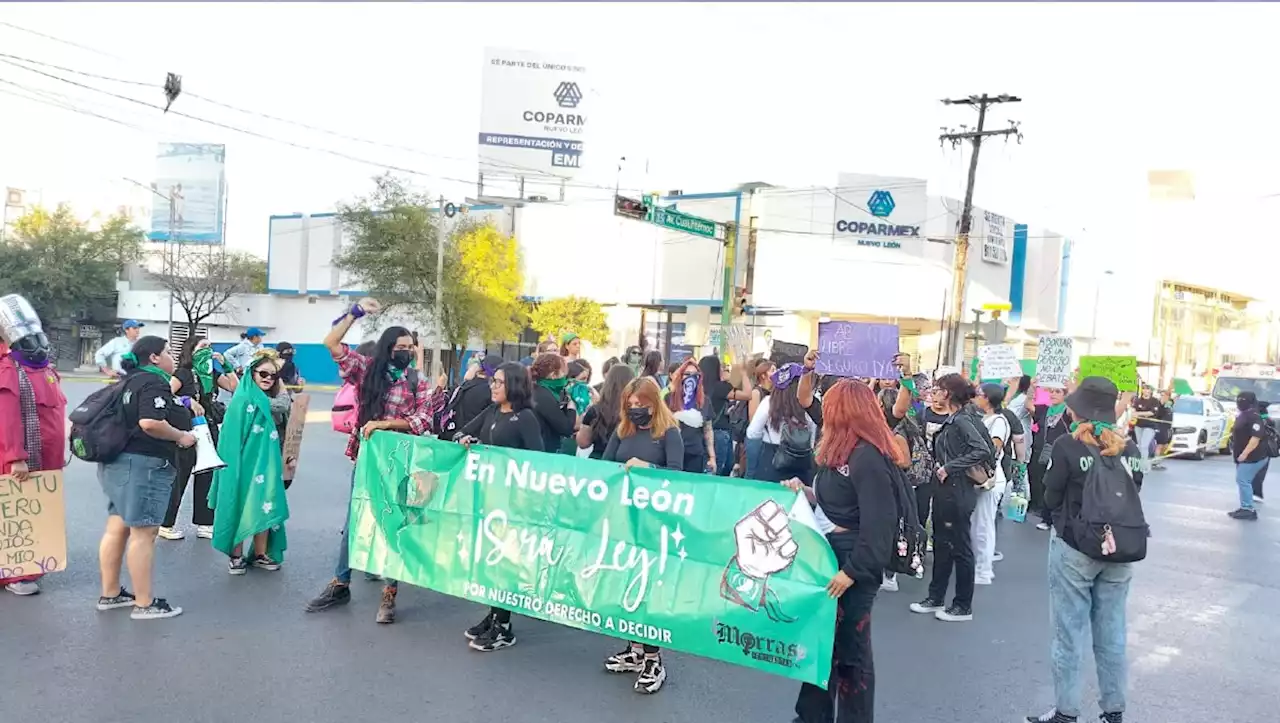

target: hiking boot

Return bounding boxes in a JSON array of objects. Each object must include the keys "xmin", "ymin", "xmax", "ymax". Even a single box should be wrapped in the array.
[
  {"xmin": 465, "ymin": 611, "xmax": 498, "ymax": 641},
  {"xmin": 909, "ymin": 597, "xmax": 945, "ymax": 614},
  {"xmin": 376, "ymin": 586, "xmax": 397, "ymax": 624},
  {"xmin": 305, "ymin": 580, "xmax": 351, "ymax": 612},
  {"xmin": 633, "ymin": 656, "xmax": 667, "ymax": 694},
  {"xmin": 604, "ymin": 644, "xmax": 646, "ymax": 673}
]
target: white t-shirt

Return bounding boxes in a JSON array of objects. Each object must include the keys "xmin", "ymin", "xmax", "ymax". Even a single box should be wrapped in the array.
[
  {"xmin": 746, "ymin": 395, "xmax": 819, "ymax": 445},
  {"xmin": 983, "ymin": 412, "xmax": 1011, "ymax": 484},
  {"xmin": 1009, "ymin": 393, "xmax": 1035, "ymax": 462}
]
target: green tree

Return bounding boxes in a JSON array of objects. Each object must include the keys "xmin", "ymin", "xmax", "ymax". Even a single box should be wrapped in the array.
[
  {"xmin": 0, "ymin": 204, "xmax": 143, "ymax": 321},
  {"xmin": 334, "ymin": 174, "xmax": 525, "ymax": 345},
  {"xmin": 529, "ymin": 296, "xmax": 610, "ymax": 346}
]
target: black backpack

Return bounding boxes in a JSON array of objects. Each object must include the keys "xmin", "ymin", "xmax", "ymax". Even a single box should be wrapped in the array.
[
  {"xmin": 68, "ymin": 380, "xmax": 132, "ymax": 463},
  {"xmin": 886, "ymin": 461, "xmax": 926, "ymax": 576},
  {"xmin": 772, "ymin": 418, "xmax": 813, "ymax": 472},
  {"xmin": 1068, "ymin": 447, "xmax": 1149, "ymax": 563},
  {"xmin": 1263, "ymin": 419, "xmax": 1280, "ymax": 459}
]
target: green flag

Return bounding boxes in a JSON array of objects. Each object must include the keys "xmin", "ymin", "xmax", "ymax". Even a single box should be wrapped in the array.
[
  {"xmin": 348, "ymin": 433, "xmax": 839, "ymax": 687},
  {"xmin": 208, "ymin": 367, "xmax": 290, "ymax": 561}
]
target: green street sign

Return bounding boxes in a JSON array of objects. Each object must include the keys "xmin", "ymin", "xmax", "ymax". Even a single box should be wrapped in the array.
[{"xmin": 651, "ymin": 206, "xmax": 724, "ymax": 240}]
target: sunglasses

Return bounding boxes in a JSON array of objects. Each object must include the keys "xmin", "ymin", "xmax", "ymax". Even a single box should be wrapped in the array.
[{"xmin": 255, "ymin": 370, "xmax": 278, "ymax": 381}]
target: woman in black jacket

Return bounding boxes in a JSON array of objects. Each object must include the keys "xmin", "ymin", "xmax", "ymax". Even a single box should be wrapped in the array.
[
  {"xmin": 787, "ymin": 379, "xmax": 899, "ymax": 723},
  {"xmin": 529, "ymin": 353, "xmax": 579, "ymax": 454},
  {"xmin": 909, "ymin": 373, "xmax": 991, "ymax": 623}
]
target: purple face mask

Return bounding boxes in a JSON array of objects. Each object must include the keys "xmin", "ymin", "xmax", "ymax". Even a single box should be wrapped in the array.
[{"xmin": 680, "ymin": 373, "xmax": 700, "ymax": 411}]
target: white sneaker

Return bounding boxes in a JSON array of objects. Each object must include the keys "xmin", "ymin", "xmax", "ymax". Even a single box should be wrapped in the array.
[
  {"xmin": 880, "ymin": 575, "xmax": 899, "ymax": 592},
  {"xmin": 157, "ymin": 526, "xmax": 185, "ymax": 540},
  {"xmin": 1035, "ymin": 521, "xmax": 1051, "ymax": 531},
  {"xmin": 6, "ymin": 580, "xmax": 40, "ymax": 596},
  {"xmin": 195, "ymin": 525, "xmax": 214, "ymax": 539},
  {"xmin": 1254, "ymin": 495, "xmax": 1265, "ymax": 505},
  {"xmin": 992, "ymin": 551, "xmax": 1004, "ymax": 562},
  {"xmin": 975, "ymin": 575, "xmax": 994, "ymax": 586}
]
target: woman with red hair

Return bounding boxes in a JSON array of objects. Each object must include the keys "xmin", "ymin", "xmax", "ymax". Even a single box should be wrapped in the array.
[{"xmin": 787, "ymin": 378, "xmax": 901, "ymax": 723}]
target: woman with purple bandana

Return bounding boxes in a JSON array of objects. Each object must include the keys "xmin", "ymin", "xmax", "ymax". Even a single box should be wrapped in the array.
[
  {"xmin": 666, "ymin": 358, "xmax": 716, "ymax": 473},
  {"xmin": 746, "ymin": 362, "xmax": 819, "ymax": 484},
  {"xmin": 0, "ymin": 294, "xmax": 67, "ymax": 596}
]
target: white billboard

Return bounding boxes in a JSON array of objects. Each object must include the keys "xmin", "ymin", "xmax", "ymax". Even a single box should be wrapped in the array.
[
  {"xmin": 479, "ymin": 47, "xmax": 588, "ymax": 179},
  {"xmin": 831, "ymin": 173, "xmax": 929, "ymax": 256},
  {"xmin": 148, "ymin": 143, "xmax": 226, "ymax": 244}
]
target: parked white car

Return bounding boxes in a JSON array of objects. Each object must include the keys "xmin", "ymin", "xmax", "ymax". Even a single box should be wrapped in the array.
[{"xmin": 1169, "ymin": 395, "xmax": 1229, "ymax": 460}]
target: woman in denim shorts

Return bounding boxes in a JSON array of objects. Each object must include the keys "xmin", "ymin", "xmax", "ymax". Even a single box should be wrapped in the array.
[{"xmin": 95, "ymin": 335, "xmax": 196, "ymax": 621}]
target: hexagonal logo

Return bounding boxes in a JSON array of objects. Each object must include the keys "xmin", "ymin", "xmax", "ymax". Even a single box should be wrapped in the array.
[
  {"xmin": 866, "ymin": 190, "xmax": 895, "ymax": 218},
  {"xmin": 553, "ymin": 81, "xmax": 583, "ymax": 109}
]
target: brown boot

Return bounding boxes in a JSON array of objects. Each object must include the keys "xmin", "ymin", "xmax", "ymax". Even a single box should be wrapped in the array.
[{"xmin": 376, "ymin": 585, "xmax": 397, "ymax": 624}]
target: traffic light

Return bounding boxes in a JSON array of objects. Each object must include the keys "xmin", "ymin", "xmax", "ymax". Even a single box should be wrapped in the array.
[{"xmin": 614, "ymin": 195, "xmax": 649, "ymax": 221}]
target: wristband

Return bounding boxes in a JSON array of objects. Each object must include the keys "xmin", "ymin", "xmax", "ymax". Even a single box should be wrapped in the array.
[
  {"xmin": 331, "ymin": 303, "xmax": 366, "ymax": 327},
  {"xmin": 179, "ymin": 396, "xmax": 193, "ymax": 409}
]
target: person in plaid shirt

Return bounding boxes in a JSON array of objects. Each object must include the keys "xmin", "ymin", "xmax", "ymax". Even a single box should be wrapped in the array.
[{"xmin": 305, "ymin": 299, "xmax": 446, "ymax": 624}]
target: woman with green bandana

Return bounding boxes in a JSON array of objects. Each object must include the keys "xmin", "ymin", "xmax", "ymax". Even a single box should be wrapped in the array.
[
  {"xmin": 530, "ymin": 352, "xmax": 578, "ymax": 454},
  {"xmin": 160, "ymin": 336, "xmax": 237, "ymax": 541},
  {"xmin": 95, "ymin": 336, "xmax": 195, "ymax": 621},
  {"xmin": 208, "ymin": 350, "xmax": 291, "ymax": 575},
  {"xmin": 1029, "ymin": 383, "xmax": 1070, "ymax": 531},
  {"xmin": 559, "ymin": 332, "xmax": 582, "ymax": 360}
]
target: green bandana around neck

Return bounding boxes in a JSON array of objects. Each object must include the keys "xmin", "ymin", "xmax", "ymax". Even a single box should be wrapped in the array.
[
  {"xmin": 1046, "ymin": 402, "xmax": 1067, "ymax": 418},
  {"xmin": 192, "ymin": 347, "xmax": 215, "ymax": 394},
  {"xmin": 122, "ymin": 352, "xmax": 172, "ymax": 382},
  {"xmin": 538, "ymin": 376, "xmax": 570, "ymax": 396},
  {"xmin": 1070, "ymin": 420, "xmax": 1116, "ymax": 435},
  {"xmin": 386, "ymin": 366, "xmax": 406, "ymax": 382}
]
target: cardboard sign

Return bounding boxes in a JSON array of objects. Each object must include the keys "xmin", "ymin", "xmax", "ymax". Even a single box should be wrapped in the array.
[
  {"xmin": 726, "ymin": 324, "xmax": 752, "ymax": 364},
  {"xmin": 282, "ymin": 393, "xmax": 310, "ymax": 480},
  {"xmin": 815, "ymin": 321, "xmax": 900, "ymax": 379},
  {"xmin": 978, "ymin": 344, "xmax": 1021, "ymax": 379},
  {"xmin": 934, "ymin": 365, "xmax": 961, "ymax": 380},
  {"xmin": 1079, "ymin": 355, "xmax": 1138, "ymax": 393},
  {"xmin": 0, "ymin": 471, "xmax": 67, "ymax": 579},
  {"xmin": 769, "ymin": 340, "xmax": 809, "ymax": 366},
  {"xmin": 1036, "ymin": 335, "xmax": 1074, "ymax": 389}
]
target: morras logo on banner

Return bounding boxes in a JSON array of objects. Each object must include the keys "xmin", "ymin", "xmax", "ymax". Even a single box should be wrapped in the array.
[{"xmin": 835, "ymin": 220, "xmax": 920, "ymax": 237}]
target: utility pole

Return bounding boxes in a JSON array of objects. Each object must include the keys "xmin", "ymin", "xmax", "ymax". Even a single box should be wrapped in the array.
[
  {"xmin": 720, "ymin": 221, "xmax": 737, "ymax": 357},
  {"xmin": 432, "ymin": 194, "xmax": 447, "ymax": 381},
  {"xmin": 939, "ymin": 94, "xmax": 1022, "ymax": 365}
]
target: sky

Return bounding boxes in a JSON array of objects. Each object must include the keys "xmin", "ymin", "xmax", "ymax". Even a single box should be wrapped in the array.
[{"xmin": 1, "ymin": 2, "xmax": 1278, "ymax": 305}]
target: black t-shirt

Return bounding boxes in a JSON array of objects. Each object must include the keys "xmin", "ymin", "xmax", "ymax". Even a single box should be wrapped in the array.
[
  {"xmin": 604, "ymin": 426, "xmax": 684, "ymax": 470},
  {"xmin": 1033, "ymin": 404, "xmax": 1070, "ymax": 463},
  {"xmin": 706, "ymin": 380, "xmax": 733, "ymax": 431},
  {"xmin": 459, "ymin": 404, "xmax": 544, "ymax": 452},
  {"xmin": 580, "ymin": 406, "xmax": 617, "ymax": 459},
  {"xmin": 1231, "ymin": 409, "xmax": 1268, "ymax": 463},
  {"xmin": 121, "ymin": 371, "xmax": 193, "ymax": 460},
  {"xmin": 999, "ymin": 408, "xmax": 1024, "ymax": 478},
  {"xmin": 812, "ymin": 441, "xmax": 898, "ymax": 586},
  {"xmin": 1044, "ymin": 436, "xmax": 1143, "ymax": 550},
  {"xmin": 1132, "ymin": 396, "xmax": 1162, "ymax": 429}
]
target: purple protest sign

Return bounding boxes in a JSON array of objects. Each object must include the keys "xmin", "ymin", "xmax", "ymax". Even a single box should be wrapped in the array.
[{"xmin": 815, "ymin": 322, "xmax": 901, "ymax": 378}]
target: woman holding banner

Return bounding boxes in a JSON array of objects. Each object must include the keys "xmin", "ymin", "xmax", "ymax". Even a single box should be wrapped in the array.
[
  {"xmin": 601, "ymin": 376, "xmax": 683, "ymax": 694},
  {"xmin": 788, "ymin": 379, "xmax": 899, "ymax": 723}
]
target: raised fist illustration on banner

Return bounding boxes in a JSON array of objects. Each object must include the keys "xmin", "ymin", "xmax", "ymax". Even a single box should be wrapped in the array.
[{"xmin": 720, "ymin": 499, "xmax": 799, "ymax": 623}]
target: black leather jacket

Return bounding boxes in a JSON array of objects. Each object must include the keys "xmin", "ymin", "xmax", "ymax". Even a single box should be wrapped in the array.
[{"xmin": 932, "ymin": 406, "xmax": 993, "ymax": 479}]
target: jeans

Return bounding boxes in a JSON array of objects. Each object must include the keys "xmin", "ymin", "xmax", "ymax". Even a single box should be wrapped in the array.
[
  {"xmin": 1134, "ymin": 427, "xmax": 1157, "ymax": 471},
  {"xmin": 98, "ymin": 452, "xmax": 177, "ymax": 528},
  {"xmin": 794, "ymin": 577, "xmax": 877, "ymax": 723},
  {"xmin": 1235, "ymin": 459, "xmax": 1266, "ymax": 510},
  {"xmin": 334, "ymin": 466, "xmax": 397, "ymax": 589},
  {"xmin": 928, "ymin": 481, "xmax": 977, "ymax": 609},
  {"xmin": 712, "ymin": 429, "xmax": 733, "ymax": 476},
  {"xmin": 1048, "ymin": 531, "xmax": 1132, "ymax": 717},
  {"xmin": 745, "ymin": 436, "xmax": 764, "ymax": 479}
]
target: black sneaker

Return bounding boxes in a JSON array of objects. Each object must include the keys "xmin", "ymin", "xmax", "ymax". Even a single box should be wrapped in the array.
[
  {"xmin": 252, "ymin": 554, "xmax": 282, "ymax": 571},
  {"xmin": 228, "ymin": 557, "xmax": 248, "ymax": 575},
  {"xmin": 935, "ymin": 603, "xmax": 973, "ymax": 622},
  {"xmin": 1228, "ymin": 508, "xmax": 1259, "ymax": 520},
  {"xmin": 1099, "ymin": 713, "xmax": 1123, "ymax": 723},
  {"xmin": 131, "ymin": 597, "xmax": 183, "ymax": 620},
  {"xmin": 465, "ymin": 611, "xmax": 498, "ymax": 641},
  {"xmin": 96, "ymin": 586, "xmax": 137, "ymax": 611},
  {"xmin": 909, "ymin": 597, "xmax": 945, "ymax": 614},
  {"xmin": 604, "ymin": 644, "xmax": 645, "ymax": 673},
  {"xmin": 1026, "ymin": 709, "xmax": 1077, "ymax": 723},
  {"xmin": 468, "ymin": 621, "xmax": 516, "ymax": 651},
  {"xmin": 304, "ymin": 580, "xmax": 351, "ymax": 612},
  {"xmin": 633, "ymin": 656, "xmax": 667, "ymax": 694}
]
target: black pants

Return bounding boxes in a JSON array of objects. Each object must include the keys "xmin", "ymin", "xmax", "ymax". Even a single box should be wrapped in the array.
[
  {"xmin": 794, "ymin": 579, "xmax": 877, "ymax": 723},
  {"xmin": 914, "ymin": 481, "xmax": 934, "ymax": 531},
  {"xmin": 927, "ymin": 481, "xmax": 977, "ymax": 609},
  {"xmin": 489, "ymin": 606, "xmax": 511, "ymax": 624},
  {"xmin": 163, "ymin": 426, "xmax": 217, "ymax": 527},
  {"xmin": 1254, "ymin": 460, "xmax": 1269, "ymax": 499},
  {"xmin": 1028, "ymin": 459, "xmax": 1052, "ymax": 524}
]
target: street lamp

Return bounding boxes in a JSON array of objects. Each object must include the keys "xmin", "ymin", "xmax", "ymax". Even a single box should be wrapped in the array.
[{"xmin": 1089, "ymin": 270, "xmax": 1114, "ymax": 354}]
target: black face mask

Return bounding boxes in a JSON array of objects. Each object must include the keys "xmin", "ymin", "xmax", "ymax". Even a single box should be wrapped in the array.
[
  {"xmin": 389, "ymin": 350, "xmax": 413, "ymax": 370},
  {"xmin": 627, "ymin": 407, "xmax": 653, "ymax": 427},
  {"xmin": 1238, "ymin": 398, "xmax": 1254, "ymax": 412}
]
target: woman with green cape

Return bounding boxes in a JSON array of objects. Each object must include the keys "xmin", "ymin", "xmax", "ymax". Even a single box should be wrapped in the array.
[{"xmin": 208, "ymin": 350, "xmax": 292, "ymax": 575}]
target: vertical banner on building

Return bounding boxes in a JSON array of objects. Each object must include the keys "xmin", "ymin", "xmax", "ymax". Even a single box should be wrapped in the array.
[
  {"xmin": 148, "ymin": 143, "xmax": 227, "ymax": 244},
  {"xmin": 479, "ymin": 47, "xmax": 589, "ymax": 179}
]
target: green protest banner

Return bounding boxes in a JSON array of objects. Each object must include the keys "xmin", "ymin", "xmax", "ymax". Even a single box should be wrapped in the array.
[
  {"xmin": 1079, "ymin": 355, "xmax": 1138, "ymax": 393},
  {"xmin": 348, "ymin": 433, "xmax": 839, "ymax": 686},
  {"xmin": 1172, "ymin": 378, "xmax": 1194, "ymax": 396}
]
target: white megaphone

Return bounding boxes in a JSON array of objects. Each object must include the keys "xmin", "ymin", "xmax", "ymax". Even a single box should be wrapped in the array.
[{"xmin": 190, "ymin": 416, "xmax": 227, "ymax": 473}]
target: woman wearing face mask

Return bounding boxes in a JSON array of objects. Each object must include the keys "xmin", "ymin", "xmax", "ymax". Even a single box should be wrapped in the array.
[
  {"xmin": 972, "ymin": 383, "xmax": 1010, "ymax": 586},
  {"xmin": 1029, "ymin": 382, "xmax": 1071, "ymax": 531},
  {"xmin": 601, "ymin": 376, "xmax": 683, "ymax": 694},
  {"xmin": 577, "ymin": 363, "xmax": 635, "ymax": 459},
  {"xmin": 530, "ymin": 353, "xmax": 579, "ymax": 454},
  {"xmin": 159, "ymin": 336, "xmax": 236, "ymax": 542},
  {"xmin": 305, "ymin": 299, "xmax": 447, "ymax": 625},
  {"xmin": 208, "ymin": 350, "xmax": 292, "ymax": 575},
  {"xmin": 667, "ymin": 357, "xmax": 716, "ymax": 473},
  {"xmin": 454, "ymin": 362, "xmax": 544, "ymax": 651},
  {"xmin": 908, "ymin": 373, "xmax": 991, "ymax": 623},
  {"xmin": 274, "ymin": 341, "xmax": 304, "ymax": 389},
  {"xmin": 746, "ymin": 363, "xmax": 819, "ymax": 484}
]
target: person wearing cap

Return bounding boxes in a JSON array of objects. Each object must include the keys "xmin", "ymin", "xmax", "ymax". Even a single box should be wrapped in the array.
[
  {"xmin": 223, "ymin": 327, "xmax": 266, "ymax": 374},
  {"xmin": 0, "ymin": 294, "xmax": 67, "ymax": 596},
  {"xmin": 1228, "ymin": 390, "xmax": 1268, "ymax": 521},
  {"xmin": 94, "ymin": 319, "xmax": 146, "ymax": 378},
  {"xmin": 1026, "ymin": 376, "xmax": 1143, "ymax": 723},
  {"xmin": 559, "ymin": 332, "xmax": 582, "ymax": 360}
]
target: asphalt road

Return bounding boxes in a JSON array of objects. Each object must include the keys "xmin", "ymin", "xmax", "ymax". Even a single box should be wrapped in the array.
[{"xmin": 5, "ymin": 381, "xmax": 1279, "ymax": 723}]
